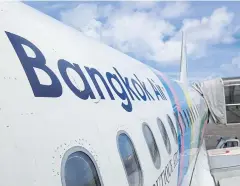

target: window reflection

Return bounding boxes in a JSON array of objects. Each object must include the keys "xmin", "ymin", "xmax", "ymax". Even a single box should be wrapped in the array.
[
  {"xmin": 64, "ymin": 151, "xmax": 101, "ymax": 186},
  {"xmin": 167, "ymin": 115, "xmax": 178, "ymax": 144},
  {"xmin": 188, "ymin": 109, "xmax": 194, "ymax": 123},
  {"xmin": 158, "ymin": 118, "xmax": 172, "ymax": 154},
  {"xmin": 142, "ymin": 124, "xmax": 161, "ymax": 169},
  {"xmin": 118, "ymin": 133, "xmax": 143, "ymax": 186},
  {"xmin": 179, "ymin": 112, "xmax": 187, "ymax": 129},
  {"xmin": 174, "ymin": 112, "xmax": 183, "ymax": 134}
]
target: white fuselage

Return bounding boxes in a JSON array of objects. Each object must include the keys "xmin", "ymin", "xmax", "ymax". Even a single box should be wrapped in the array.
[{"xmin": 0, "ymin": 2, "xmax": 215, "ymax": 186}]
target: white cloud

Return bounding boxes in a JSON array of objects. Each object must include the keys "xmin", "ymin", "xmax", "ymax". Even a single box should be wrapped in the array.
[
  {"xmin": 119, "ymin": 1, "xmax": 157, "ymax": 11},
  {"xmin": 161, "ymin": 2, "xmax": 190, "ymax": 19},
  {"xmin": 182, "ymin": 7, "xmax": 234, "ymax": 45},
  {"xmin": 220, "ymin": 53, "xmax": 240, "ymax": 77},
  {"xmin": 102, "ymin": 12, "xmax": 176, "ymax": 58},
  {"xmin": 60, "ymin": 2, "xmax": 236, "ymax": 65},
  {"xmin": 163, "ymin": 6, "xmax": 235, "ymax": 61},
  {"xmin": 61, "ymin": 3, "xmax": 107, "ymax": 40},
  {"xmin": 61, "ymin": 3, "xmax": 98, "ymax": 31}
]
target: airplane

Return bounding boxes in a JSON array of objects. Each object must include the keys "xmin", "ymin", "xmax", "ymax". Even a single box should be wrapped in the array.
[{"xmin": 0, "ymin": 2, "xmax": 216, "ymax": 186}]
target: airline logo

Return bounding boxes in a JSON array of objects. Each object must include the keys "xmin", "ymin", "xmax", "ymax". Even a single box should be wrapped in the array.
[{"xmin": 6, "ymin": 31, "xmax": 168, "ymax": 112}]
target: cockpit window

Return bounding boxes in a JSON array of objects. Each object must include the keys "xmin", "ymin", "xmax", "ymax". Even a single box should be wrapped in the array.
[
  {"xmin": 157, "ymin": 118, "xmax": 172, "ymax": 154},
  {"xmin": 118, "ymin": 133, "xmax": 143, "ymax": 186},
  {"xmin": 142, "ymin": 123, "xmax": 161, "ymax": 169},
  {"xmin": 167, "ymin": 115, "xmax": 178, "ymax": 144},
  {"xmin": 62, "ymin": 148, "xmax": 101, "ymax": 186}
]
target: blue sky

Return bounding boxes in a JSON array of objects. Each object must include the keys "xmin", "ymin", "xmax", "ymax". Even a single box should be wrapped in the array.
[{"xmin": 24, "ymin": 1, "xmax": 240, "ymax": 82}]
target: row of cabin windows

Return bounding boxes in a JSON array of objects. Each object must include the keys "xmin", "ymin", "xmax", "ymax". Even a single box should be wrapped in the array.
[
  {"xmin": 60, "ymin": 112, "xmax": 191, "ymax": 186},
  {"xmin": 61, "ymin": 104, "xmax": 203, "ymax": 186},
  {"xmin": 174, "ymin": 106, "xmax": 199, "ymax": 133},
  {"xmin": 119, "ymin": 115, "xmax": 178, "ymax": 186}
]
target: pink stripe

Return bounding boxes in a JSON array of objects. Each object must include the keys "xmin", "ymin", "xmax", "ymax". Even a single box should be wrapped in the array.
[{"xmin": 156, "ymin": 72, "xmax": 185, "ymax": 186}]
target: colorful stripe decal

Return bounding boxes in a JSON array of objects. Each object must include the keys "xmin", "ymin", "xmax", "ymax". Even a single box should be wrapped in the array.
[
  {"xmin": 151, "ymin": 71, "xmax": 187, "ymax": 186},
  {"xmin": 151, "ymin": 69, "xmax": 208, "ymax": 186}
]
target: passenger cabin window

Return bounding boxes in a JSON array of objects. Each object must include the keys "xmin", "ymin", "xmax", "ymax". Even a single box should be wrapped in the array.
[
  {"xmin": 179, "ymin": 112, "xmax": 187, "ymax": 130},
  {"xmin": 189, "ymin": 109, "xmax": 194, "ymax": 123},
  {"xmin": 167, "ymin": 115, "xmax": 178, "ymax": 144},
  {"xmin": 187, "ymin": 110, "xmax": 191, "ymax": 124},
  {"xmin": 186, "ymin": 109, "xmax": 192, "ymax": 125},
  {"xmin": 189, "ymin": 108, "xmax": 193, "ymax": 122},
  {"xmin": 62, "ymin": 149, "xmax": 101, "ymax": 186},
  {"xmin": 118, "ymin": 133, "xmax": 143, "ymax": 186},
  {"xmin": 193, "ymin": 106, "xmax": 198, "ymax": 117},
  {"xmin": 142, "ymin": 123, "xmax": 161, "ymax": 169},
  {"xmin": 157, "ymin": 118, "xmax": 172, "ymax": 154},
  {"xmin": 192, "ymin": 107, "xmax": 196, "ymax": 120},
  {"xmin": 183, "ymin": 110, "xmax": 190, "ymax": 127},
  {"xmin": 174, "ymin": 112, "xmax": 183, "ymax": 134}
]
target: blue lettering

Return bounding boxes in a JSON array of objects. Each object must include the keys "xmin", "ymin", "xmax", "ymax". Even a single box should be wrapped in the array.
[
  {"xmin": 148, "ymin": 79, "xmax": 164, "ymax": 100},
  {"xmin": 6, "ymin": 32, "xmax": 170, "ymax": 113},
  {"xmin": 5, "ymin": 31, "xmax": 62, "ymax": 97},
  {"xmin": 106, "ymin": 72, "xmax": 132, "ymax": 112},
  {"xmin": 85, "ymin": 67, "xmax": 114, "ymax": 100},
  {"xmin": 134, "ymin": 74, "xmax": 154, "ymax": 100},
  {"xmin": 114, "ymin": 68, "xmax": 140, "ymax": 101},
  {"xmin": 131, "ymin": 79, "xmax": 147, "ymax": 101},
  {"xmin": 58, "ymin": 60, "xmax": 95, "ymax": 100}
]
